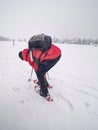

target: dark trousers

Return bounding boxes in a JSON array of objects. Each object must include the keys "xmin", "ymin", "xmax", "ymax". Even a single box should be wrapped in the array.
[{"xmin": 36, "ymin": 55, "xmax": 61, "ymax": 95}]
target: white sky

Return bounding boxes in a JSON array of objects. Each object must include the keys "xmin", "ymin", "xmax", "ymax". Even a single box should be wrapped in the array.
[{"xmin": 0, "ymin": 0, "xmax": 98, "ymax": 39}]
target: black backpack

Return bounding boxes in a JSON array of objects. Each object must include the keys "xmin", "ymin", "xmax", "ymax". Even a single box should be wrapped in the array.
[{"xmin": 28, "ymin": 34, "xmax": 52, "ymax": 52}]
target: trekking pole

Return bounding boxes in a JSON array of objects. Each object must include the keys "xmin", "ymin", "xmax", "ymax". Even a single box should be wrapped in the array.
[{"xmin": 28, "ymin": 68, "xmax": 33, "ymax": 81}]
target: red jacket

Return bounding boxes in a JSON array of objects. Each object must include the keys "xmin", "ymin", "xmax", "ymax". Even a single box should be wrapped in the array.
[{"xmin": 22, "ymin": 44, "xmax": 61, "ymax": 72}]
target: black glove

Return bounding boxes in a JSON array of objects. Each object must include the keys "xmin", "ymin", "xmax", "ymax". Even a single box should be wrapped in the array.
[{"xmin": 18, "ymin": 51, "xmax": 23, "ymax": 60}]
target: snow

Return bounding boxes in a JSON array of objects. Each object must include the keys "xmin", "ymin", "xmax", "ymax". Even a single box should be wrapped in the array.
[{"xmin": 0, "ymin": 41, "xmax": 98, "ymax": 130}]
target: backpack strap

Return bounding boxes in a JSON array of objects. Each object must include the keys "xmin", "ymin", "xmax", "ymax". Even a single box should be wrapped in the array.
[
  {"xmin": 30, "ymin": 50, "xmax": 33, "ymax": 61},
  {"xmin": 29, "ymin": 49, "xmax": 41, "ymax": 66},
  {"xmin": 27, "ymin": 49, "xmax": 44, "ymax": 67}
]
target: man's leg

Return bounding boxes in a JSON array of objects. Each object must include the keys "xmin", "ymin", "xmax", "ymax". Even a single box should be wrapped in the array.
[
  {"xmin": 36, "ymin": 55, "xmax": 61, "ymax": 97},
  {"xmin": 36, "ymin": 71, "xmax": 49, "ymax": 97}
]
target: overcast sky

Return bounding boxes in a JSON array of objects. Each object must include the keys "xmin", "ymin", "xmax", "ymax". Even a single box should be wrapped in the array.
[{"xmin": 0, "ymin": 0, "xmax": 98, "ymax": 39}]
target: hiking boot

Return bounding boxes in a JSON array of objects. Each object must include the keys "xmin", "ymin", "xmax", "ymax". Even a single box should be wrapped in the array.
[{"xmin": 39, "ymin": 89, "xmax": 50, "ymax": 98}]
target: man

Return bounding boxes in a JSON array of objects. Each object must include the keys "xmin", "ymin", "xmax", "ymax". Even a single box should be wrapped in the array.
[{"xmin": 18, "ymin": 40, "xmax": 61, "ymax": 100}]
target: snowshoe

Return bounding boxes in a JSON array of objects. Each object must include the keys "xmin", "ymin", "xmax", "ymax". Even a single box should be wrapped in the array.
[{"xmin": 34, "ymin": 84, "xmax": 53, "ymax": 102}]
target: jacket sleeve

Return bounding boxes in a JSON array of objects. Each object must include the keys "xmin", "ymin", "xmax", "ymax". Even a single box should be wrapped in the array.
[
  {"xmin": 22, "ymin": 49, "xmax": 38, "ymax": 72},
  {"xmin": 22, "ymin": 49, "xmax": 29, "ymax": 61}
]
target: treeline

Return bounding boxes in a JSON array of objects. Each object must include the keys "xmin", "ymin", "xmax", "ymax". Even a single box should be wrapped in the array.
[
  {"xmin": 0, "ymin": 36, "xmax": 27, "ymax": 42},
  {"xmin": 53, "ymin": 37, "xmax": 98, "ymax": 45},
  {"xmin": 0, "ymin": 36, "xmax": 98, "ymax": 45},
  {"xmin": 0, "ymin": 36, "xmax": 11, "ymax": 41}
]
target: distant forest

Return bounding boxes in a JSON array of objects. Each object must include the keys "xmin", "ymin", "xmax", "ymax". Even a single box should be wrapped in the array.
[{"xmin": 0, "ymin": 36, "xmax": 98, "ymax": 45}]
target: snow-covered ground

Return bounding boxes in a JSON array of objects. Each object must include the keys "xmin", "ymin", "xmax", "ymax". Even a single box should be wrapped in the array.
[{"xmin": 0, "ymin": 41, "xmax": 98, "ymax": 130}]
